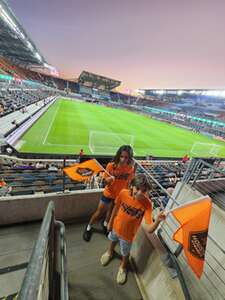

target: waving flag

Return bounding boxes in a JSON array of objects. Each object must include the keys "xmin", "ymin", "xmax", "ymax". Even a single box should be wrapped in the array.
[
  {"xmin": 171, "ymin": 196, "xmax": 212, "ymax": 278},
  {"xmin": 64, "ymin": 159, "xmax": 104, "ymax": 182}
]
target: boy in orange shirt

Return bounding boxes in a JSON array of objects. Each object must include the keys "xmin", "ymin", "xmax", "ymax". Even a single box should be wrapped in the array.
[
  {"xmin": 83, "ymin": 145, "xmax": 134, "ymax": 242},
  {"xmin": 100, "ymin": 173, "xmax": 165, "ymax": 284}
]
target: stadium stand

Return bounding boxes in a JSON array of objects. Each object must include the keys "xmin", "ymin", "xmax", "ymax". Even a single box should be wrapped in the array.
[{"xmin": 0, "ymin": 156, "xmax": 87, "ymax": 196}]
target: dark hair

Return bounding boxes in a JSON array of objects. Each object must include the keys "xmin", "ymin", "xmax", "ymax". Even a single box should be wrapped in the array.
[
  {"xmin": 113, "ymin": 145, "xmax": 133, "ymax": 166},
  {"xmin": 130, "ymin": 174, "xmax": 152, "ymax": 192}
]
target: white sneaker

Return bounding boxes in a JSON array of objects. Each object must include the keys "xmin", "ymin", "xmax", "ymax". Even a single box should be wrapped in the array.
[
  {"xmin": 116, "ymin": 267, "xmax": 127, "ymax": 284},
  {"xmin": 100, "ymin": 251, "xmax": 113, "ymax": 266}
]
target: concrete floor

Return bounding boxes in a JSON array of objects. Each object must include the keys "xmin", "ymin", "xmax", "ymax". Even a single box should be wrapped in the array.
[
  {"xmin": 0, "ymin": 222, "xmax": 40, "ymax": 298},
  {"xmin": 67, "ymin": 223, "xmax": 143, "ymax": 300},
  {"xmin": 0, "ymin": 222, "xmax": 142, "ymax": 300}
]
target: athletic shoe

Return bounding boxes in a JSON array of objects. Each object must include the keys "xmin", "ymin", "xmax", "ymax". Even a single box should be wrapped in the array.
[
  {"xmin": 83, "ymin": 226, "xmax": 93, "ymax": 242},
  {"xmin": 101, "ymin": 220, "xmax": 108, "ymax": 235},
  {"xmin": 100, "ymin": 251, "xmax": 113, "ymax": 266},
  {"xmin": 116, "ymin": 267, "xmax": 127, "ymax": 284}
]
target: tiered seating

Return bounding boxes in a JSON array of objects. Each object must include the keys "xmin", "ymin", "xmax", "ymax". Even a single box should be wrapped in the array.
[
  {"xmin": 0, "ymin": 162, "xmax": 86, "ymax": 196},
  {"xmin": 0, "ymin": 79, "xmax": 54, "ymax": 118},
  {"xmin": 138, "ymin": 159, "xmax": 225, "ymax": 209}
]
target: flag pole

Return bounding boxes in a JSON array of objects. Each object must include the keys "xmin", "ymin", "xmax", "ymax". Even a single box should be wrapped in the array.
[
  {"xmin": 165, "ymin": 195, "xmax": 211, "ymax": 215},
  {"xmin": 93, "ymin": 158, "xmax": 111, "ymax": 176}
]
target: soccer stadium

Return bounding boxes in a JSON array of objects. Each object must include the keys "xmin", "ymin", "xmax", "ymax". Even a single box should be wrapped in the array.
[{"xmin": 0, "ymin": 1, "xmax": 225, "ymax": 299}]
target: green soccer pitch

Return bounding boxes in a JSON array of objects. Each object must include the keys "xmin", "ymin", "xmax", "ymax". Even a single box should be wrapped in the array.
[{"xmin": 15, "ymin": 98, "xmax": 225, "ymax": 157}]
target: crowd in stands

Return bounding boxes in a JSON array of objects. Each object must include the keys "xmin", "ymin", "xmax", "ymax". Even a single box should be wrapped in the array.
[
  {"xmin": 0, "ymin": 159, "xmax": 86, "ymax": 196},
  {"xmin": 146, "ymin": 111, "xmax": 225, "ymax": 139},
  {"xmin": 0, "ymin": 56, "xmax": 79, "ymax": 93},
  {"xmin": 0, "ymin": 81, "xmax": 55, "ymax": 117}
]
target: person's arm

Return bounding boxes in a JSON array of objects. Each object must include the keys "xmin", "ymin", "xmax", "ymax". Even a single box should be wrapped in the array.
[
  {"xmin": 107, "ymin": 191, "xmax": 122, "ymax": 231},
  {"xmin": 148, "ymin": 211, "xmax": 166, "ymax": 233},
  {"xmin": 107, "ymin": 202, "xmax": 120, "ymax": 232},
  {"xmin": 103, "ymin": 163, "xmax": 115, "ymax": 185}
]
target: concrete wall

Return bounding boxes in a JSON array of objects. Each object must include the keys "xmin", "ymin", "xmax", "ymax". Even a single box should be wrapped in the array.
[
  {"xmin": 131, "ymin": 224, "xmax": 185, "ymax": 300},
  {"xmin": 162, "ymin": 182, "xmax": 225, "ymax": 300},
  {"xmin": 0, "ymin": 189, "xmax": 103, "ymax": 226}
]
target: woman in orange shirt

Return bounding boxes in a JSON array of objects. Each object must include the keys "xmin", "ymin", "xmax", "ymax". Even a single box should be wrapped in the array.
[
  {"xmin": 100, "ymin": 173, "xmax": 165, "ymax": 284},
  {"xmin": 83, "ymin": 145, "xmax": 135, "ymax": 242}
]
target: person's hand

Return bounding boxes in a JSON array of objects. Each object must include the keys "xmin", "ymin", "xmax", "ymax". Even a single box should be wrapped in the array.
[
  {"xmin": 106, "ymin": 176, "xmax": 115, "ymax": 184},
  {"xmin": 156, "ymin": 211, "xmax": 166, "ymax": 222}
]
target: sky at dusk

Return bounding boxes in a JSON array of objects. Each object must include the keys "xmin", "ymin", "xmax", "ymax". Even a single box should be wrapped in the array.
[{"xmin": 8, "ymin": 0, "xmax": 225, "ymax": 90}]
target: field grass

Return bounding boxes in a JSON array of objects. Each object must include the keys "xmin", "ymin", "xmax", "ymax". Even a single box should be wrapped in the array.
[{"xmin": 15, "ymin": 98, "xmax": 225, "ymax": 157}]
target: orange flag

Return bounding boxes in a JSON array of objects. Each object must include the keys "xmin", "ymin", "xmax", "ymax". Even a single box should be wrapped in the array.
[
  {"xmin": 171, "ymin": 196, "xmax": 212, "ymax": 278},
  {"xmin": 64, "ymin": 159, "xmax": 104, "ymax": 182}
]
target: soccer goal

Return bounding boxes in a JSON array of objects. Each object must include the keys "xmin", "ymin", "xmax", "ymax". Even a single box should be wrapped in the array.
[
  {"xmin": 190, "ymin": 142, "xmax": 222, "ymax": 157},
  {"xmin": 89, "ymin": 130, "xmax": 135, "ymax": 155}
]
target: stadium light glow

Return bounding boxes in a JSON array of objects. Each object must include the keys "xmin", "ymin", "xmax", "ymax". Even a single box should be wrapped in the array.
[
  {"xmin": 35, "ymin": 52, "xmax": 42, "ymax": 62},
  {"xmin": 27, "ymin": 41, "xmax": 33, "ymax": 51},
  {"xmin": 1, "ymin": 8, "xmax": 25, "ymax": 40},
  {"xmin": 177, "ymin": 90, "xmax": 183, "ymax": 95},
  {"xmin": 155, "ymin": 90, "xmax": 165, "ymax": 95},
  {"xmin": 135, "ymin": 89, "xmax": 145, "ymax": 95}
]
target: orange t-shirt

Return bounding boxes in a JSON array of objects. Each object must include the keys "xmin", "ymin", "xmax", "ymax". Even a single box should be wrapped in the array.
[
  {"xmin": 113, "ymin": 189, "xmax": 153, "ymax": 243},
  {"xmin": 103, "ymin": 162, "xmax": 134, "ymax": 199},
  {"xmin": 0, "ymin": 180, "xmax": 6, "ymax": 188}
]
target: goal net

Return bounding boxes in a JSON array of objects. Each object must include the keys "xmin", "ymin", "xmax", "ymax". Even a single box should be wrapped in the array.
[
  {"xmin": 89, "ymin": 131, "xmax": 135, "ymax": 155},
  {"xmin": 190, "ymin": 142, "xmax": 222, "ymax": 157}
]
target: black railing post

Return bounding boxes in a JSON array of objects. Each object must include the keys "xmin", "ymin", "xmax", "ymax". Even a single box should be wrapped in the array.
[{"xmin": 63, "ymin": 158, "xmax": 66, "ymax": 192}]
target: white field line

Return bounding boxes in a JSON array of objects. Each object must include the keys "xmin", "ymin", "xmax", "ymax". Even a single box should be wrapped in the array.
[
  {"xmin": 45, "ymin": 142, "xmax": 87, "ymax": 147},
  {"xmin": 42, "ymin": 104, "xmax": 60, "ymax": 145}
]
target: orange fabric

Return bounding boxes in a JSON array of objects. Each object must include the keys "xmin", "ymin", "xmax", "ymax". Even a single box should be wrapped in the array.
[
  {"xmin": 63, "ymin": 159, "xmax": 104, "ymax": 182},
  {"xmin": 172, "ymin": 196, "xmax": 212, "ymax": 278},
  {"xmin": 113, "ymin": 189, "xmax": 152, "ymax": 243},
  {"xmin": 103, "ymin": 162, "xmax": 134, "ymax": 199},
  {"xmin": 0, "ymin": 180, "xmax": 6, "ymax": 188}
]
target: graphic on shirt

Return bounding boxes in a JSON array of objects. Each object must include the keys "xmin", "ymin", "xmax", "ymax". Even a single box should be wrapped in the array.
[{"xmin": 121, "ymin": 202, "xmax": 145, "ymax": 219}]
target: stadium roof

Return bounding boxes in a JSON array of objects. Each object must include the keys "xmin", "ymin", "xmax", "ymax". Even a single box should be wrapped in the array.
[
  {"xmin": 142, "ymin": 89, "xmax": 225, "ymax": 98},
  {"xmin": 78, "ymin": 71, "xmax": 121, "ymax": 90},
  {"xmin": 0, "ymin": 0, "xmax": 48, "ymax": 67}
]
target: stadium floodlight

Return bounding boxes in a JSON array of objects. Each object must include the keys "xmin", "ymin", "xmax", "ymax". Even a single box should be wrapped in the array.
[
  {"xmin": 44, "ymin": 63, "xmax": 59, "ymax": 76},
  {"xmin": 155, "ymin": 90, "xmax": 165, "ymax": 95}
]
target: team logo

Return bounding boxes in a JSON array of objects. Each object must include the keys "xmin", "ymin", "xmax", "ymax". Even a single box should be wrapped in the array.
[
  {"xmin": 76, "ymin": 167, "xmax": 94, "ymax": 177},
  {"xmin": 188, "ymin": 230, "xmax": 208, "ymax": 260}
]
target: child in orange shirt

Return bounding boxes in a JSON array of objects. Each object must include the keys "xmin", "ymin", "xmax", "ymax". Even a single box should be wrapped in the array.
[
  {"xmin": 100, "ymin": 173, "xmax": 166, "ymax": 284},
  {"xmin": 83, "ymin": 145, "xmax": 135, "ymax": 242}
]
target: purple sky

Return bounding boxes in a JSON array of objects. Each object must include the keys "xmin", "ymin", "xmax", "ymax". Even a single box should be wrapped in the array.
[{"xmin": 8, "ymin": 0, "xmax": 225, "ymax": 89}]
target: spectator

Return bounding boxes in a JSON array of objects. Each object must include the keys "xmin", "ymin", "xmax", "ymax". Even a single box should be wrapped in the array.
[
  {"xmin": 101, "ymin": 174, "xmax": 165, "ymax": 284},
  {"xmin": 0, "ymin": 178, "xmax": 12, "ymax": 196},
  {"xmin": 182, "ymin": 154, "xmax": 189, "ymax": 164},
  {"xmin": 78, "ymin": 149, "xmax": 84, "ymax": 162},
  {"xmin": 48, "ymin": 164, "xmax": 58, "ymax": 171},
  {"xmin": 161, "ymin": 186, "xmax": 175, "ymax": 208},
  {"xmin": 35, "ymin": 161, "xmax": 45, "ymax": 169}
]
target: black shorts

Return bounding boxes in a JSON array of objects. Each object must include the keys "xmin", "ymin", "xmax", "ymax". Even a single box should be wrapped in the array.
[{"xmin": 100, "ymin": 195, "xmax": 114, "ymax": 205}]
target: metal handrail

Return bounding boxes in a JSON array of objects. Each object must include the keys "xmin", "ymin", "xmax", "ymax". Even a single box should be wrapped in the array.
[
  {"xmin": 157, "ymin": 228, "xmax": 192, "ymax": 300},
  {"xmin": 17, "ymin": 202, "xmax": 69, "ymax": 300},
  {"xmin": 18, "ymin": 201, "xmax": 55, "ymax": 299},
  {"xmin": 136, "ymin": 159, "xmax": 225, "ymax": 255}
]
